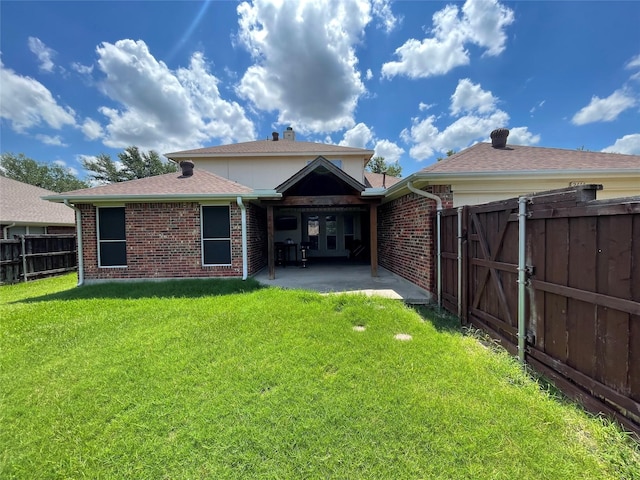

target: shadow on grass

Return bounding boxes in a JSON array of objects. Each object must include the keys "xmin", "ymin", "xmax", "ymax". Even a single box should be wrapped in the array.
[
  {"xmin": 412, "ymin": 305, "xmax": 462, "ymax": 334},
  {"xmin": 16, "ymin": 278, "xmax": 265, "ymax": 303}
]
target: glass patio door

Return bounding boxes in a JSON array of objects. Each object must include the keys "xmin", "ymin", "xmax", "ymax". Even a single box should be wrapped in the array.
[{"xmin": 304, "ymin": 213, "xmax": 342, "ymax": 257}]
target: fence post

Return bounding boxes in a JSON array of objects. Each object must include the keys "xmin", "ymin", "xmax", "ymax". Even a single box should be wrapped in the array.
[{"xmin": 20, "ymin": 235, "xmax": 27, "ymax": 282}]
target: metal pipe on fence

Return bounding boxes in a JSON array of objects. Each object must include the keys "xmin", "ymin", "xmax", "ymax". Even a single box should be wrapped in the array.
[
  {"xmin": 457, "ymin": 207, "xmax": 463, "ymax": 319},
  {"xmin": 517, "ymin": 196, "xmax": 529, "ymax": 363}
]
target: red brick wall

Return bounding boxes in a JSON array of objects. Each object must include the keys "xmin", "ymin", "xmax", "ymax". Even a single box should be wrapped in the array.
[
  {"xmin": 78, "ymin": 202, "xmax": 247, "ymax": 281},
  {"xmin": 378, "ymin": 185, "xmax": 453, "ymax": 293},
  {"xmin": 246, "ymin": 203, "xmax": 267, "ymax": 275}
]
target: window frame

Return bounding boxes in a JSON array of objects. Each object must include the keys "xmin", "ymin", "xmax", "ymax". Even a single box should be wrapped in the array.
[
  {"xmin": 200, "ymin": 204, "xmax": 232, "ymax": 266},
  {"xmin": 97, "ymin": 206, "xmax": 127, "ymax": 268}
]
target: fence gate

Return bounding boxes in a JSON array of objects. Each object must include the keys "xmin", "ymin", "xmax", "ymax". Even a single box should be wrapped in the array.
[{"xmin": 439, "ymin": 186, "xmax": 640, "ymax": 436}]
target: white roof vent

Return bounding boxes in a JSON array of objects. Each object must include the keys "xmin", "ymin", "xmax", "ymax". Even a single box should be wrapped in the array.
[{"xmin": 283, "ymin": 127, "xmax": 295, "ymax": 141}]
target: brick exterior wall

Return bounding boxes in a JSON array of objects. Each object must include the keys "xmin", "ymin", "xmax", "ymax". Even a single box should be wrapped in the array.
[
  {"xmin": 246, "ymin": 203, "xmax": 267, "ymax": 275},
  {"xmin": 378, "ymin": 185, "xmax": 453, "ymax": 293},
  {"xmin": 78, "ymin": 202, "xmax": 248, "ymax": 281}
]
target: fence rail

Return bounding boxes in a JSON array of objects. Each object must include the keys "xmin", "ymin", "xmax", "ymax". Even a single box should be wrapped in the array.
[
  {"xmin": 439, "ymin": 186, "xmax": 640, "ymax": 436},
  {"xmin": 0, "ymin": 234, "xmax": 77, "ymax": 284}
]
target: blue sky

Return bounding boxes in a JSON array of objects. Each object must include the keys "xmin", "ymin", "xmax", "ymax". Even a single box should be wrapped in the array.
[{"xmin": 1, "ymin": 0, "xmax": 639, "ymax": 180}]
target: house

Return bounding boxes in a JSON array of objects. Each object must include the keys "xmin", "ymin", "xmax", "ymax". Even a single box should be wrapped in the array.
[
  {"xmin": 44, "ymin": 130, "xmax": 391, "ymax": 285},
  {"xmin": 0, "ymin": 176, "xmax": 76, "ymax": 239},
  {"xmin": 44, "ymin": 127, "xmax": 639, "ymax": 299},
  {"xmin": 386, "ymin": 130, "xmax": 640, "ymax": 207},
  {"xmin": 376, "ymin": 129, "xmax": 640, "ymax": 292}
]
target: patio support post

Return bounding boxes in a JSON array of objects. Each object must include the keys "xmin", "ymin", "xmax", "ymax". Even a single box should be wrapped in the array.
[
  {"xmin": 267, "ymin": 205, "xmax": 275, "ymax": 280},
  {"xmin": 369, "ymin": 203, "xmax": 378, "ymax": 277}
]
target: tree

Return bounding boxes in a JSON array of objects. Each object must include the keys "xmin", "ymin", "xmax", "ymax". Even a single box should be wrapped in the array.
[
  {"xmin": 366, "ymin": 156, "xmax": 402, "ymax": 177},
  {"xmin": 0, "ymin": 152, "xmax": 89, "ymax": 192},
  {"xmin": 82, "ymin": 146, "xmax": 177, "ymax": 184},
  {"xmin": 436, "ymin": 149, "xmax": 456, "ymax": 162}
]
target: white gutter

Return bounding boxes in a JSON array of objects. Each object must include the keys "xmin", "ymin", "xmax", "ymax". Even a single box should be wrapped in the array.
[
  {"xmin": 407, "ymin": 181, "xmax": 443, "ymax": 307},
  {"xmin": 236, "ymin": 197, "xmax": 248, "ymax": 280},
  {"xmin": 517, "ymin": 196, "xmax": 529, "ymax": 363},
  {"xmin": 3, "ymin": 223, "xmax": 16, "ymax": 239},
  {"xmin": 64, "ymin": 200, "xmax": 84, "ymax": 287}
]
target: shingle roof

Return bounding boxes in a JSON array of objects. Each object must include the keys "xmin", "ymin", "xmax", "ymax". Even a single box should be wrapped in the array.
[
  {"xmin": 166, "ymin": 140, "xmax": 374, "ymax": 157},
  {"xmin": 0, "ymin": 176, "xmax": 75, "ymax": 225},
  {"xmin": 48, "ymin": 169, "xmax": 253, "ymax": 200},
  {"xmin": 421, "ymin": 143, "xmax": 640, "ymax": 174},
  {"xmin": 364, "ymin": 172, "xmax": 402, "ymax": 188}
]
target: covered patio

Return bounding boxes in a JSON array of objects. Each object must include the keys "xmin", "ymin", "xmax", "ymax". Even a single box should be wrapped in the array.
[{"xmin": 253, "ymin": 263, "xmax": 431, "ymax": 304}]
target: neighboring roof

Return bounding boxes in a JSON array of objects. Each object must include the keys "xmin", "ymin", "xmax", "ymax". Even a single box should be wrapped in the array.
[
  {"xmin": 364, "ymin": 171, "xmax": 401, "ymax": 188},
  {"xmin": 276, "ymin": 156, "xmax": 365, "ymax": 195},
  {"xmin": 166, "ymin": 139, "xmax": 374, "ymax": 158},
  {"xmin": 44, "ymin": 169, "xmax": 257, "ymax": 203},
  {"xmin": 0, "ymin": 176, "xmax": 75, "ymax": 226},
  {"xmin": 420, "ymin": 143, "xmax": 640, "ymax": 174}
]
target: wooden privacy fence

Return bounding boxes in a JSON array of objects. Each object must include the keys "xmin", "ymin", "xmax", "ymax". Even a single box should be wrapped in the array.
[
  {"xmin": 439, "ymin": 185, "xmax": 640, "ymax": 435},
  {"xmin": 0, "ymin": 234, "xmax": 77, "ymax": 284}
]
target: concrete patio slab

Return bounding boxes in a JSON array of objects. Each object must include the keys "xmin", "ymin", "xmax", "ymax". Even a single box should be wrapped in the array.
[{"xmin": 253, "ymin": 264, "xmax": 432, "ymax": 304}]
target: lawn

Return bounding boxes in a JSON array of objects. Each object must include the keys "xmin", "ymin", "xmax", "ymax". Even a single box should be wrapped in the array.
[{"xmin": 1, "ymin": 274, "xmax": 638, "ymax": 479}]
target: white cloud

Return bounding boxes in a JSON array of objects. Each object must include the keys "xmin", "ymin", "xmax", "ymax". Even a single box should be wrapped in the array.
[
  {"xmin": 572, "ymin": 88, "xmax": 637, "ymax": 125},
  {"xmin": 0, "ymin": 59, "xmax": 76, "ymax": 133},
  {"xmin": 418, "ymin": 102, "xmax": 435, "ymax": 111},
  {"xmin": 236, "ymin": 0, "xmax": 371, "ymax": 134},
  {"xmin": 81, "ymin": 118, "xmax": 103, "ymax": 140},
  {"xmin": 28, "ymin": 37, "xmax": 56, "ymax": 73},
  {"xmin": 53, "ymin": 159, "xmax": 79, "ymax": 176},
  {"xmin": 36, "ymin": 134, "xmax": 68, "ymax": 147},
  {"xmin": 71, "ymin": 62, "xmax": 94, "ymax": 75},
  {"xmin": 625, "ymin": 53, "xmax": 640, "ymax": 70},
  {"xmin": 401, "ymin": 78, "xmax": 537, "ymax": 160},
  {"xmin": 372, "ymin": 0, "xmax": 401, "ymax": 33},
  {"xmin": 340, "ymin": 122, "xmax": 373, "ymax": 148},
  {"xmin": 529, "ymin": 99, "xmax": 545, "ymax": 115},
  {"xmin": 374, "ymin": 139, "xmax": 404, "ymax": 163},
  {"xmin": 507, "ymin": 126, "xmax": 540, "ymax": 146},
  {"xmin": 450, "ymin": 78, "xmax": 497, "ymax": 115},
  {"xmin": 381, "ymin": 0, "xmax": 514, "ymax": 79},
  {"xmin": 602, "ymin": 133, "xmax": 640, "ymax": 155},
  {"xmin": 365, "ymin": 69, "xmax": 373, "ymax": 80},
  {"xmin": 94, "ymin": 39, "xmax": 255, "ymax": 153}
]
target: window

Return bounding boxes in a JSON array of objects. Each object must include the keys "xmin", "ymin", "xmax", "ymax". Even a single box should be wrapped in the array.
[
  {"xmin": 98, "ymin": 207, "xmax": 126, "ymax": 267},
  {"xmin": 326, "ymin": 215, "xmax": 337, "ymax": 250},
  {"xmin": 307, "ymin": 215, "xmax": 319, "ymax": 250},
  {"xmin": 202, "ymin": 205, "xmax": 231, "ymax": 265}
]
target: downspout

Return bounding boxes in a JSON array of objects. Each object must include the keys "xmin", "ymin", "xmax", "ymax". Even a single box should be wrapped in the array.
[
  {"xmin": 3, "ymin": 223, "xmax": 16, "ymax": 239},
  {"xmin": 236, "ymin": 196, "xmax": 248, "ymax": 280},
  {"xmin": 517, "ymin": 196, "xmax": 529, "ymax": 363},
  {"xmin": 457, "ymin": 207, "xmax": 464, "ymax": 319},
  {"xmin": 64, "ymin": 200, "xmax": 84, "ymax": 287},
  {"xmin": 407, "ymin": 181, "xmax": 443, "ymax": 307}
]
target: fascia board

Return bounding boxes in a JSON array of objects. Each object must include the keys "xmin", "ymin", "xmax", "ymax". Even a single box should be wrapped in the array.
[{"xmin": 43, "ymin": 192, "xmax": 282, "ymax": 204}]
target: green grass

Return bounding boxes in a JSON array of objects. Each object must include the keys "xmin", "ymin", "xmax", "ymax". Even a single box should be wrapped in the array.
[{"xmin": 1, "ymin": 274, "xmax": 638, "ymax": 479}]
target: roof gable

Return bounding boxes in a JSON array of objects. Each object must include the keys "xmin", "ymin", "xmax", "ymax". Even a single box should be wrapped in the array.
[
  {"xmin": 421, "ymin": 143, "xmax": 640, "ymax": 174},
  {"xmin": 276, "ymin": 156, "xmax": 365, "ymax": 196}
]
